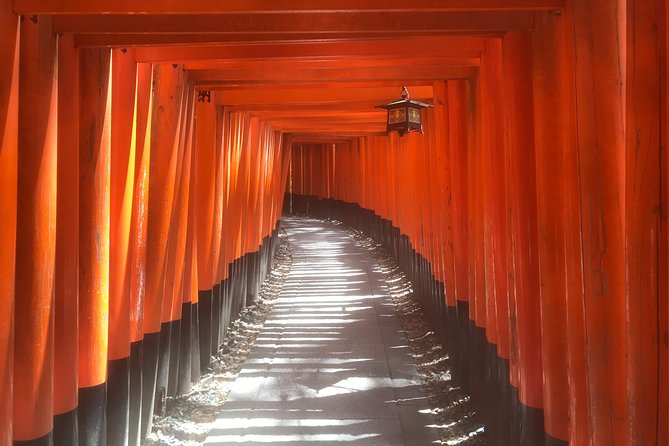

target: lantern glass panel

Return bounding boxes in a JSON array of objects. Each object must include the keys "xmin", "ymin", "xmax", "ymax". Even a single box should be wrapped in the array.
[
  {"xmin": 388, "ymin": 108, "xmax": 406, "ymax": 124},
  {"xmin": 408, "ymin": 107, "xmax": 421, "ymax": 124}
]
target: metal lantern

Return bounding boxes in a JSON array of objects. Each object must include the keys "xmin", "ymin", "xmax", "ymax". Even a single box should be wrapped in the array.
[{"xmin": 376, "ymin": 86, "xmax": 433, "ymax": 136}]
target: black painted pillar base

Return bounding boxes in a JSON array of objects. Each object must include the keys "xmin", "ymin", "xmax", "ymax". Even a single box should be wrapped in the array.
[
  {"xmin": 177, "ymin": 302, "xmax": 192, "ymax": 395},
  {"xmin": 140, "ymin": 332, "xmax": 160, "ymax": 439},
  {"xmin": 78, "ymin": 383, "xmax": 106, "ymax": 446},
  {"xmin": 167, "ymin": 320, "xmax": 180, "ymax": 398},
  {"xmin": 211, "ymin": 284, "xmax": 221, "ymax": 356},
  {"xmin": 106, "ymin": 357, "xmax": 129, "ymax": 446},
  {"xmin": 154, "ymin": 321, "xmax": 172, "ymax": 416},
  {"xmin": 197, "ymin": 290, "xmax": 212, "ymax": 371},
  {"xmin": 190, "ymin": 302, "xmax": 201, "ymax": 383},
  {"xmin": 13, "ymin": 433, "xmax": 53, "ymax": 446},
  {"xmin": 53, "ymin": 409, "xmax": 77, "ymax": 446},
  {"xmin": 128, "ymin": 341, "xmax": 142, "ymax": 446},
  {"xmin": 220, "ymin": 279, "xmax": 230, "ymax": 340},
  {"xmin": 519, "ymin": 401, "xmax": 546, "ymax": 446}
]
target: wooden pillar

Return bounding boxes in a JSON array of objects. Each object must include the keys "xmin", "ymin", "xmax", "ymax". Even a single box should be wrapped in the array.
[
  {"xmin": 446, "ymin": 80, "xmax": 471, "ymax": 391},
  {"xmin": 568, "ymin": 1, "xmax": 628, "ymax": 443},
  {"xmin": 432, "ymin": 81, "xmax": 455, "ymax": 307},
  {"xmin": 127, "ymin": 61, "xmax": 152, "ymax": 446},
  {"xmin": 54, "ymin": 32, "xmax": 79, "ymax": 446},
  {"xmin": 155, "ymin": 78, "xmax": 186, "ymax": 409},
  {"xmin": 0, "ymin": 3, "xmax": 19, "ymax": 444},
  {"xmin": 164, "ymin": 85, "xmax": 194, "ymax": 398},
  {"xmin": 141, "ymin": 63, "xmax": 183, "ymax": 437},
  {"xmin": 194, "ymin": 98, "xmax": 216, "ymax": 372},
  {"xmin": 502, "ymin": 30, "xmax": 544, "ymax": 444},
  {"xmin": 108, "ymin": 47, "xmax": 138, "ymax": 446},
  {"xmin": 13, "ymin": 15, "xmax": 58, "ymax": 445},
  {"xmin": 446, "ymin": 80, "xmax": 470, "ymax": 292},
  {"xmin": 468, "ymin": 78, "xmax": 487, "ymax": 331},
  {"xmin": 664, "ymin": 3, "xmax": 669, "ymax": 443},
  {"xmin": 533, "ymin": 10, "xmax": 582, "ymax": 445},
  {"xmin": 78, "ymin": 47, "xmax": 112, "ymax": 446},
  {"xmin": 625, "ymin": 0, "xmax": 664, "ymax": 444},
  {"xmin": 178, "ymin": 106, "xmax": 198, "ymax": 394},
  {"xmin": 210, "ymin": 105, "xmax": 224, "ymax": 355}
]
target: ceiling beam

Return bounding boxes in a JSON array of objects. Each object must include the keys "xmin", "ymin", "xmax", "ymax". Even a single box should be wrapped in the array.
[
  {"xmin": 74, "ymin": 31, "xmax": 484, "ymax": 48},
  {"xmin": 53, "ymin": 11, "xmax": 533, "ymax": 34},
  {"xmin": 224, "ymin": 99, "xmax": 432, "ymax": 112},
  {"xmin": 198, "ymin": 81, "xmax": 434, "ymax": 91},
  {"xmin": 211, "ymin": 86, "xmax": 434, "ymax": 106},
  {"xmin": 183, "ymin": 56, "xmax": 480, "ymax": 71},
  {"xmin": 15, "ymin": 0, "xmax": 564, "ymax": 15},
  {"xmin": 189, "ymin": 65, "xmax": 477, "ymax": 84},
  {"xmin": 134, "ymin": 36, "xmax": 485, "ymax": 63}
]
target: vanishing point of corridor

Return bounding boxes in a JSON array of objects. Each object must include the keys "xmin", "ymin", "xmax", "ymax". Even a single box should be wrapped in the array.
[{"xmin": 204, "ymin": 217, "xmax": 438, "ymax": 446}]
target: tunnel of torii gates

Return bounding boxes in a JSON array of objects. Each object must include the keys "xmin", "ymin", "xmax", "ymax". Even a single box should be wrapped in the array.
[{"xmin": 1, "ymin": 0, "xmax": 669, "ymax": 445}]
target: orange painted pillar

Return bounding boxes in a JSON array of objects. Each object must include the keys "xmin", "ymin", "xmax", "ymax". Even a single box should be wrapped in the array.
[
  {"xmin": 165, "ymin": 86, "xmax": 194, "ymax": 398},
  {"xmin": 128, "ymin": 61, "xmax": 153, "ymax": 446},
  {"xmin": 178, "ymin": 104, "xmax": 198, "ymax": 392},
  {"xmin": 468, "ymin": 79, "xmax": 487, "ymax": 331},
  {"xmin": 219, "ymin": 109, "xmax": 233, "ymax": 343},
  {"xmin": 466, "ymin": 73, "xmax": 489, "ymax": 424},
  {"xmin": 625, "ymin": 1, "xmax": 664, "ymax": 444},
  {"xmin": 210, "ymin": 105, "xmax": 225, "ymax": 356},
  {"xmin": 0, "ymin": 3, "xmax": 19, "ymax": 445},
  {"xmin": 54, "ymin": 32, "xmax": 80, "ymax": 445},
  {"xmin": 13, "ymin": 15, "xmax": 58, "ymax": 444},
  {"xmin": 108, "ymin": 47, "xmax": 138, "ymax": 446},
  {"xmin": 664, "ymin": 2, "xmax": 669, "ymax": 442},
  {"xmin": 194, "ymin": 98, "xmax": 217, "ymax": 372},
  {"xmin": 446, "ymin": 78, "xmax": 474, "ymax": 426},
  {"xmin": 431, "ymin": 82, "xmax": 455, "ymax": 308},
  {"xmin": 481, "ymin": 38, "xmax": 513, "ymax": 440},
  {"xmin": 156, "ymin": 80, "xmax": 186, "ymax": 405},
  {"xmin": 568, "ymin": 1, "xmax": 628, "ymax": 443},
  {"xmin": 502, "ymin": 31, "xmax": 544, "ymax": 444},
  {"xmin": 533, "ymin": 10, "xmax": 583, "ymax": 445},
  {"xmin": 142, "ymin": 64, "xmax": 183, "ymax": 437},
  {"xmin": 447, "ymin": 80, "xmax": 469, "ymax": 302},
  {"xmin": 78, "ymin": 47, "xmax": 112, "ymax": 446}
]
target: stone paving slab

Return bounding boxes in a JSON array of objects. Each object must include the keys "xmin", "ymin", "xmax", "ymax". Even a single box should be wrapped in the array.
[{"xmin": 204, "ymin": 216, "xmax": 439, "ymax": 445}]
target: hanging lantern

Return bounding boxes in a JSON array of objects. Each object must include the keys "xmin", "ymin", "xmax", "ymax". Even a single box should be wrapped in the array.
[{"xmin": 376, "ymin": 86, "xmax": 433, "ymax": 136}]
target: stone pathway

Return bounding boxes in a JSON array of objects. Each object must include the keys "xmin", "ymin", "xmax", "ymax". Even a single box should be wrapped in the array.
[{"xmin": 204, "ymin": 216, "xmax": 439, "ymax": 445}]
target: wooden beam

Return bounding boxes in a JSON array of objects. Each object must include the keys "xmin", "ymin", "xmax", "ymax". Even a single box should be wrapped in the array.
[
  {"xmin": 225, "ymin": 100, "xmax": 411, "ymax": 112},
  {"xmin": 52, "ymin": 11, "xmax": 533, "ymax": 34},
  {"xmin": 183, "ymin": 56, "xmax": 480, "ymax": 71},
  {"xmin": 198, "ymin": 81, "xmax": 434, "ymax": 91},
  {"xmin": 74, "ymin": 31, "xmax": 482, "ymax": 47},
  {"xmin": 252, "ymin": 110, "xmax": 386, "ymax": 119},
  {"xmin": 188, "ymin": 65, "xmax": 478, "ymax": 84},
  {"xmin": 211, "ymin": 86, "xmax": 433, "ymax": 106},
  {"xmin": 134, "ymin": 36, "xmax": 485, "ymax": 63},
  {"xmin": 15, "ymin": 0, "xmax": 565, "ymax": 15}
]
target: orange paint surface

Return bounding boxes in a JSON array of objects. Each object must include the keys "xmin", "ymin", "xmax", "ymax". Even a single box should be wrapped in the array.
[
  {"xmin": 129, "ymin": 62, "xmax": 153, "ymax": 343},
  {"xmin": 54, "ymin": 33, "xmax": 80, "ymax": 415},
  {"xmin": 144, "ymin": 64, "xmax": 184, "ymax": 334},
  {"xmin": 0, "ymin": 3, "xmax": 18, "ymax": 443},
  {"xmin": 14, "ymin": 15, "xmax": 58, "ymax": 441},
  {"xmin": 78, "ymin": 47, "xmax": 112, "ymax": 389},
  {"xmin": 109, "ymin": 47, "xmax": 137, "ymax": 360}
]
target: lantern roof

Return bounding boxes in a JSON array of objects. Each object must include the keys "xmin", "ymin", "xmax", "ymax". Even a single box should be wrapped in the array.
[{"xmin": 375, "ymin": 98, "xmax": 433, "ymax": 110}]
